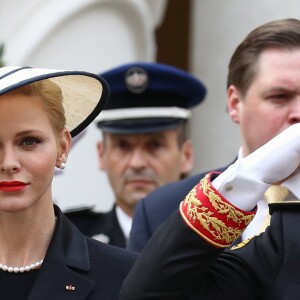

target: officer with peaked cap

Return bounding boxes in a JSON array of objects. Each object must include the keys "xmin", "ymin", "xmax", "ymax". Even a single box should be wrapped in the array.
[{"xmin": 65, "ymin": 62, "xmax": 206, "ymax": 248}]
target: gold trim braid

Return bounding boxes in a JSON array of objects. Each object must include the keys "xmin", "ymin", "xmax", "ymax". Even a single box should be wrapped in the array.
[{"xmin": 180, "ymin": 173, "xmax": 255, "ymax": 248}]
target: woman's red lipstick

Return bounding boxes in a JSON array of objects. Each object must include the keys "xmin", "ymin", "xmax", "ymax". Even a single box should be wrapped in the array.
[{"xmin": 0, "ymin": 181, "xmax": 27, "ymax": 192}]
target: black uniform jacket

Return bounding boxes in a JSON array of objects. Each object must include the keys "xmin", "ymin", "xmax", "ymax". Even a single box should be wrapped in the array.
[
  {"xmin": 65, "ymin": 205, "xmax": 126, "ymax": 248},
  {"xmin": 27, "ymin": 205, "xmax": 136, "ymax": 300},
  {"xmin": 128, "ymin": 165, "xmax": 230, "ymax": 252},
  {"xmin": 121, "ymin": 203, "xmax": 300, "ymax": 300}
]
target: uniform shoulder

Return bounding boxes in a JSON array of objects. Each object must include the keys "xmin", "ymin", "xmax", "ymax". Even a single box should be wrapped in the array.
[
  {"xmin": 146, "ymin": 172, "xmax": 206, "ymax": 200},
  {"xmin": 64, "ymin": 205, "xmax": 98, "ymax": 216},
  {"xmin": 141, "ymin": 167, "xmax": 228, "ymax": 210}
]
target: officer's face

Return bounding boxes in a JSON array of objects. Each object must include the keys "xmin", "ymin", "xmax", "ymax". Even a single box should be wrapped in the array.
[
  {"xmin": 97, "ymin": 130, "xmax": 193, "ymax": 216},
  {"xmin": 228, "ymin": 47, "xmax": 300, "ymax": 157}
]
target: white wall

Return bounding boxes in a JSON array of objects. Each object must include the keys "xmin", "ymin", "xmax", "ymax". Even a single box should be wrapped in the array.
[{"xmin": 190, "ymin": 0, "xmax": 300, "ymax": 174}]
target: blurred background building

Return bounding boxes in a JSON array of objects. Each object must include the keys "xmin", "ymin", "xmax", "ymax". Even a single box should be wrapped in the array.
[{"xmin": 1, "ymin": 0, "xmax": 300, "ymax": 210}]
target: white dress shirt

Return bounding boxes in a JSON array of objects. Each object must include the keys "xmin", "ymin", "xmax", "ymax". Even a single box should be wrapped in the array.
[{"xmin": 115, "ymin": 206, "xmax": 132, "ymax": 242}]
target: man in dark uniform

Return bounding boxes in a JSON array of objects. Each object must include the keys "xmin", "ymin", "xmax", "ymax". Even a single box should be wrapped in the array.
[
  {"xmin": 120, "ymin": 122, "xmax": 300, "ymax": 300},
  {"xmin": 127, "ymin": 18, "xmax": 300, "ymax": 252},
  {"xmin": 65, "ymin": 62, "xmax": 206, "ymax": 248}
]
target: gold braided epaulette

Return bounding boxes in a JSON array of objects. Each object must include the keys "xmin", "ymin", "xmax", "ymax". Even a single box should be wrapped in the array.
[{"xmin": 179, "ymin": 172, "xmax": 256, "ymax": 248}]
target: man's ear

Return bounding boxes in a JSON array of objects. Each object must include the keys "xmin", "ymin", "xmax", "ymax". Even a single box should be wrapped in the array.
[
  {"xmin": 97, "ymin": 141, "xmax": 106, "ymax": 171},
  {"xmin": 227, "ymin": 85, "xmax": 242, "ymax": 124},
  {"xmin": 180, "ymin": 139, "xmax": 194, "ymax": 177}
]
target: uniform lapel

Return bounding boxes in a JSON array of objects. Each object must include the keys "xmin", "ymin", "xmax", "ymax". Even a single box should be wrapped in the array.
[
  {"xmin": 91, "ymin": 205, "xmax": 126, "ymax": 248},
  {"xmin": 28, "ymin": 262, "xmax": 94, "ymax": 300},
  {"xmin": 28, "ymin": 206, "xmax": 94, "ymax": 300}
]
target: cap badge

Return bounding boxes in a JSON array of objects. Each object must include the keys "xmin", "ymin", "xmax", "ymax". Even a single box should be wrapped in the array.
[{"xmin": 125, "ymin": 67, "xmax": 148, "ymax": 94}]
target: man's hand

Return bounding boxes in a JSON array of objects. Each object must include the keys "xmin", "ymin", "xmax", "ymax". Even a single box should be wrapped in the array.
[{"xmin": 238, "ymin": 123, "xmax": 300, "ymax": 184}]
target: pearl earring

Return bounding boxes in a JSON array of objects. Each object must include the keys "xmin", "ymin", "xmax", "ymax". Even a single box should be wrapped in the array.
[{"xmin": 59, "ymin": 162, "xmax": 66, "ymax": 169}]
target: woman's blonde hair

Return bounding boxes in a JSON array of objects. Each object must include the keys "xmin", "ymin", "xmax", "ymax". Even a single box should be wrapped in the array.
[{"xmin": 4, "ymin": 79, "xmax": 66, "ymax": 148}]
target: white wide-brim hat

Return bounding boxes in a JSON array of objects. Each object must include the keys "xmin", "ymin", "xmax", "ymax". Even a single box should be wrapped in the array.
[{"xmin": 0, "ymin": 66, "xmax": 109, "ymax": 137}]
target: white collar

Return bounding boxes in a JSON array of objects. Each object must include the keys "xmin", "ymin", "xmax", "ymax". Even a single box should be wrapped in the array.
[{"xmin": 115, "ymin": 206, "xmax": 132, "ymax": 240}]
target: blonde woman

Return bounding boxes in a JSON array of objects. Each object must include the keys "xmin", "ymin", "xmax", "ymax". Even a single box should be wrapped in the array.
[{"xmin": 0, "ymin": 66, "xmax": 136, "ymax": 299}]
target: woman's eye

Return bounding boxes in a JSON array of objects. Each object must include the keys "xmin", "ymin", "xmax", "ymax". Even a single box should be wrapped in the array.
[{"xmin": 21, "ymin": 137, "xmax": 41, "ymax": 146}]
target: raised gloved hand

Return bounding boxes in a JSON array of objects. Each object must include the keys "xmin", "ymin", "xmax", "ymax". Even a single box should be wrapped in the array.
[
  {"xmin": 213, "ymin": 123, "xmax": 300, "ymax": 210},
  {"xmin": 238, "ymin": 123, "xmax": 300, "ymax": 184}
]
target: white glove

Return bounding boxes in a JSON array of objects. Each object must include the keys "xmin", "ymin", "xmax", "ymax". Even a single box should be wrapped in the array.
[
  {"xmin": 213, "ymin": 123, "xmax": 300, "ymax": 210},
  {"xmin": 237, "ymin": 123, "xmax": 300, "ymax": 184}
]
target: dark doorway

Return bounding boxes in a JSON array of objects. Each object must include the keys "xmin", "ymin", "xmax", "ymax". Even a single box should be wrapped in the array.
[{"xmin": 155, "ymin": 0, "xmax": 191, "ymax": 71}]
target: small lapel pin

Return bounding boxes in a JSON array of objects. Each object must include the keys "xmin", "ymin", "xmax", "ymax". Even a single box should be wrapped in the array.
[{"xmin": 66, "ymin": 284, "xmax": 76, "ymax": 291}]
